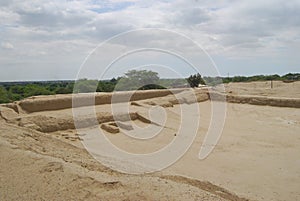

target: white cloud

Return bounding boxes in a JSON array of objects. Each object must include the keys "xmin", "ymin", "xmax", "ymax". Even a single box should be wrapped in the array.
[
  {"xmin": 1, "ymin": 42, "xmax": 14, "ymax": 49},
  {"xmin": 0, "ymin": 7, "xmax": 19, "ymax": 24},
  {"xmin": 0, "ymin": 0, "xmax": 299, "ymax": 80}
]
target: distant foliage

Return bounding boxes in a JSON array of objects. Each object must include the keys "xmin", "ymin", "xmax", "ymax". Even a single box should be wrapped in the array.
[
  {"xmin": 205, "ymin": 73, "xmax": 300, "ymax": 86},
  {"xmin": 115, "ymin": 70, "xmax": 161, "ymax": 91},
  {"xmin": 187, "ymin": 73, "xmax": 205, "ymax": 87},
  {"xmin": 0, "ymin": 81, "xmax": 73, "ymax": 103},
  {"xmin": 203, "ymin": 76, "xmax": 223, "ymax": 86},
  {"xmin": 158, "ymin": 78, "xmax": 187, "ymax": 88},
  {"xmin": 0, "ymin": 86, "xmax": 9, "ymax": 104},
  {"xmin": 0, "ymin": 72, "xmax": 299, "ymax": 103},
  {"xmin": 281, "ymin": 73, "xmax": 300, "ymax": 81},
  {"xmin": 0, "ymin": 84, "xmax": 54, "ymax": 103},
  {"xmin": 73, "ymin": 79, "xmax": 98, "ymax": 93},
  {"xmin": 97, "ymin": 78, "xmax": 117, "ymax": 92}
]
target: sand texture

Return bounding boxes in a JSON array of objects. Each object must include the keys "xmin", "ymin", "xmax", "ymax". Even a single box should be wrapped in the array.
[{"xmin": 1, "ymin": 81, "xmax": 299, "ymax": 201}]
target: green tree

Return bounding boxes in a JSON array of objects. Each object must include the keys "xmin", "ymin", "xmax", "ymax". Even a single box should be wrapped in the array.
[
  {"xmin": 97, "ymin": 78, "xmax": 117, "ymax": 92},
  {"xmin": 73, "ymin": 79, "xmax": 98, "ymax": 93},
  {"xmin": 8, "ymin": 85, "xmax": 24, "ymax": 100},
  {"xmin": 115, "ymin": 70, "xmax": 160, "ymax": 91},
  {"xmin": 187, "ymin": 73, "xmax": 205, "ymax": 88},
  {"xmin": 0, "ymin": 86, "xmax": 10, "ymax": 103},
  {"xmin": 282, "ymin": 73, "xmax": 300, "ymax": 81},
  {"xmin": 23, "ymin": 84, "xmax": 54, "ymax": 97}
]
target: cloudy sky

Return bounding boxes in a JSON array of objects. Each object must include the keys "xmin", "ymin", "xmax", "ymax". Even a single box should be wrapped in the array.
[{"xmin": 0, "ymin": 0, "xmax": 299, "ymax": 81}]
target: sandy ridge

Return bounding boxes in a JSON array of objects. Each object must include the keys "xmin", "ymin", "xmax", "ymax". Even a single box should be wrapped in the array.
[{"xmin": 0, "ymin": 120, "xmax": 244, "ymax": 201}]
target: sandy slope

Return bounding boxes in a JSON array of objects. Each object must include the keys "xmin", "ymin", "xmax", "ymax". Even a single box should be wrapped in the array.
[
  {"xmin": 0, "ymin": 121, "xmax": 239, "ymax": 201},
  {"xmin": 0, "ymin": 81, "xmax": 299, "ymax": 201}
]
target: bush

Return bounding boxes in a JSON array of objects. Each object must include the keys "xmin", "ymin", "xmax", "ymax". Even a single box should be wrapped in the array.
[
  {"xmin": 187, "ymin": 73, "xmax": 205, "ymax": 88},
  {"xmin": 0, "ymin": 86, "xmax": 10, "ymax": 103}
]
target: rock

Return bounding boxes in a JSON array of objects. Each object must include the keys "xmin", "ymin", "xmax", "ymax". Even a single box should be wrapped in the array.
[
  {"xmin": 101, "ymin": 123, "xmax": 120, "ymax": 134},
  {"xmin": 115, "ymin": 121, "xmax": 133, "ymax": 131},
  {"xmin": 0, "ymin": 106, "xmax": 19, "ymax": 120}
]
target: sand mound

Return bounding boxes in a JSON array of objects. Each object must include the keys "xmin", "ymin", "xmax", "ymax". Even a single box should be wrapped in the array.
[
  {"xmin": 226, "ymin": 94, "xmax": 300, "ymax": 108},
  {"xmin": 101, "ymin": 123, "xmax": 120, "ymax": 134},
  {"xmin": 1, "ymin": 81, "xmax": 300, "ymax": 200},
  {"xmin": 1, "ymin": 85, "xmax": 299, "ymax": 136},
  {"xmin": 162, "ymin": 175, "xmax": 249, "ymax": 201},
  {"xmin": 16, "ymin": 89, "xmax": 185, "ymax": 113},
  {"xmin": 27, "ymin": 112, "xmax": 139, "ymax": 133},
  {"xmin": 115, "ymin": 121, "xmax": 134, "ymax": 130},
  {"xmin": 0, "ymin": 105, "xmax": 157, "ymax": 133},
  {"xmin": 138, "ymin": 88, "xmax": 210, "ymax": 108},
  {"xmin": 4, "ymin": 83, "xmax": 300, "ymax": 117},
  {"xmin": 0, "ymin": 106, "xmax": 19, "ymax": 120},
  {"xmin": 1, "ymin": 86, "xmax": 299, "ymax": 134},
  {"xmin": 0, "ymin": 119, "xmax": 237, "ymax": 201}
]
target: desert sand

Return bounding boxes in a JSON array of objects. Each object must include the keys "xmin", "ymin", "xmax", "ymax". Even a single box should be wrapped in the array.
[{"xmin": 0, "ymin": 80, "xmax": 299, "ymax": 201}]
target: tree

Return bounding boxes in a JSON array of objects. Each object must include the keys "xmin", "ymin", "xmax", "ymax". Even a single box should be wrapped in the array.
[
  {"xmin": 187, "ymin": 73, "xmax": 205, "ymax": 88},
  {"xmin": 73, "ymin": 79, "xmax": 98, "ymax": 93},
  {"xmin": 282, "ymin": 73, "xmax": 300, "ymax": 81},
  {"xmin": 115, "ymin": 70, "xmax": 160, "ymax": 91},
  {"xmin": 97, "ymin": 79, "xmax": 116, "ymax": 92},
  {"xmin": 21, "ymin": 84, "xmax": 54, "ymax": 97},
  {"xmin": 0, "ymin": 86, "xmax": 10, "ymax": 103}
]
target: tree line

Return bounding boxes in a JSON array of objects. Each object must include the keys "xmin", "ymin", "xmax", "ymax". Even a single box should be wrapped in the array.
[
  {"xmin": 0, "ymin": 71, "xmax": 299, "ymax": 104},
  {"xmin": 204, "ymin": 73, "xmax": 300, "ymax": 86}
]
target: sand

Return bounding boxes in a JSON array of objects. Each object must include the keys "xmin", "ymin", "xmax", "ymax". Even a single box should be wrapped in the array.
[{"xmin": 0, "ymin": 81, "xmax": 299, "ymax": 200}]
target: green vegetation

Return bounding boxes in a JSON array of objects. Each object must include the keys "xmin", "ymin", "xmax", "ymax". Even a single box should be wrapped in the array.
[
  {"xmin": 115, "ymin": 70, "xmax": 163, "ymax": 91},
  {"xmin": 0, "ymin": 82, "xmax": 72, "ymax": 104},
  {"xmin": 204, "ymin": 73, "xmax": 300, "ymax": 86},
  {"xmin": 187, "ymin": 73, "xmax": 205, "ymax": 88},
  {"xmin": 158, "ymin": 78, "xmax": 187, "ymax": 88},
  {"xmin": 0, "ymin": 72, "xmax": 299, "ymax": 104},
  {"xmin": 0, "ymin": 86, "xmax": 10, "ymax": 104},
  {"xmin": 73, "ymin": 79, "xmax": 98, "ymax": 93}
]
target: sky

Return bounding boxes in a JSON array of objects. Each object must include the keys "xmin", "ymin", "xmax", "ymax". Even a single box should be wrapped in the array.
[{"xmin": 0, "ymin": 0, "xmax": 299, "ymax": 81}]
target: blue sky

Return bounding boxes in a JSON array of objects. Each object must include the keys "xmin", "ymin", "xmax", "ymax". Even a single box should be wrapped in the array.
[{"xmin": 0, "ymin": 0, "xmax": 299, "ymax": 81}]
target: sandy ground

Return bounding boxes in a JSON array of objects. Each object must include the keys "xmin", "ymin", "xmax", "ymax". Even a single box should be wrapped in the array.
[
  {"xmin": 0, "ymin": 123, "xmax": 231, "ymax": 201},
  {"xmin": 221, "ymin": 80, "xmax": 300, "ymax": 98},
  {"xmin": 0, "ymin": 81, "xmax": 299, "ymax": 201}
]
